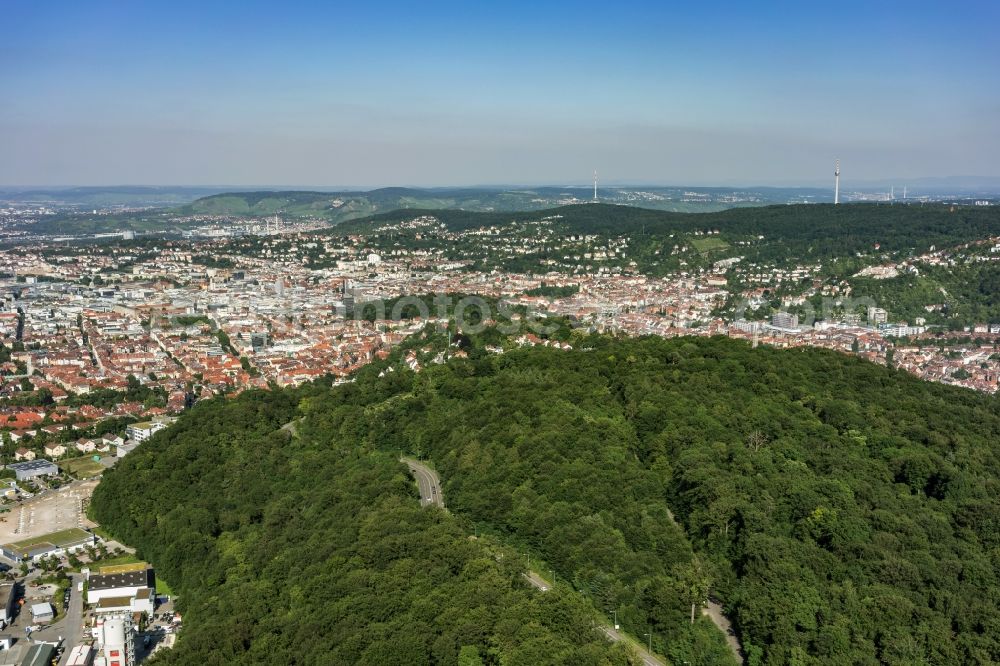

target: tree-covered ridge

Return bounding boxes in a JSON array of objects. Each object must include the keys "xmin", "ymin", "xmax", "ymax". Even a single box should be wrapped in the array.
[
  {"xmin": 92, "ymin": 331, "xmax": 1000, "ymax": 665},
  {"xmin": 90, "ymin": 383, "xmax": 634, "ymax": 665},
  {"xmin": 333, "ymin": 202, "xmax": 1000, "ymax": 270},
  {"xmin": 300, "ymin": 334, "xmax": 1000, "ymax": 665}
]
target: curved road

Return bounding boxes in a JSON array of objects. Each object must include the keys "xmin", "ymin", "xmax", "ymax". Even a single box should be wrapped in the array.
[
  {"xmin": 402, "ymin": 457, "xmax": 665, "ymax": 666},
  {"xmin": 400, "ymin": 457, "xmax": 444, "ymax": 508}
]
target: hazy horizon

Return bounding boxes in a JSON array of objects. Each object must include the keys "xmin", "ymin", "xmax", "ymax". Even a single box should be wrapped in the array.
[
  {"xmin": 4, "ymin": 176, "xmax": 1000, "ymax": 193},
  {"xmin": 4, "ymin": 1, "xmax": 999, "ymax": 187}
]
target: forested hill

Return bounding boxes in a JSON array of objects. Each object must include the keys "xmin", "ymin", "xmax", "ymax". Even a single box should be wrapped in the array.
[
  {"xmin": 88, "ymin": 382, "xmax": 637, "ymax": 665},
  {"xmin": 175, "ymin": 186, "xmax": 807, "ymax": 221},
  {"xmin": 334, "ymin": 202, "xmax": 1000, "ymax": 265},
  {"xmin": 92, "ymin": 332, "xmax": 1000, "ymax": 664}
]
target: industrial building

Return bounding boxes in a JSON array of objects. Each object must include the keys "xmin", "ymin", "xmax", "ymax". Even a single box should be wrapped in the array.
[
  {"xmin": 30, "ymin": 603, "xmax": 53, "ymax": 623},
  {"xmin": 87, "ymin": 564, "xmax": 155, "ymax": 606},
  {"xmin": 93, "ymin": 615, "xmax": 135, "ymax": 666},
  {"xmin": 66, "ymin": 644, "xmax": 94, "ymax": 666},
  {"xmin": 94, "ymin": 589, "xmax": 154, "ymax": 617},
  {"xmin": 0, "ymin": 527, "xmax": 95, "ymax": 563},
  {"xmin": 5, "ymin": 460, "xmax": 59, "ymax": 482},
  {"xmin": 0, "ymin": 583, "xmax": 14, "ymax": 627},
  {"xmin": 19, "ymin": 643, "xmax": 58, "ymax": 666}
]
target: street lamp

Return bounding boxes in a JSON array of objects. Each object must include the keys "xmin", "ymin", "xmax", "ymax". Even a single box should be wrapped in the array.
[
  {"xmin": 644, "ymin": 630, "xmax": 652, "ymax": 654},
  {"xmin": 610, "ymin": 610, "xmax": 618, "ymax": 631}
]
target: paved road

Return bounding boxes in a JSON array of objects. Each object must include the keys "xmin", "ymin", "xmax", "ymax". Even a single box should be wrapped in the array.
[
  {"xmin": 660, "ymin": 513, "xmax": 746, "ymax": 664},
  {"xmin": 522, "ymin": 571, "xmax": 550, "ymax": 592},
  {"xmin": 597, "ymin": 626, "xmax": 665, "ymax": 666},
  {"xmin": 28, "ymin": 572, "xmax": 85, "ymax": 661},
  {"xmin": 400, "ymin": 458, "xmax": 444, "ymax": 508},
  {"xmin": 519, "ymin": 572, "xmax": 665, "ymax": 666},
  {"xmin": 405, "ymin": 457, "xmax": 668, "ymax": 665},
  {"xmin": 704, "ymin": 599, "xmax": 745, "ymax": 664},
  {"xmin": 279, "ymin": 418, "xmax": 302, "ymax": 436}
]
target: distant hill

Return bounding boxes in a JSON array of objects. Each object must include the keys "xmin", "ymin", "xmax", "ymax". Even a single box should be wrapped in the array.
[
  {"xmin": 178, "ymin": 185, "xmax": 826, "ymax": 223},
  {"xmin": 333, "ymin": 201, "xmax": 1000, "ymax": 267},
  {"xmin": 0, "ymin": 186, "xmax": 234, "ymax": 207}
]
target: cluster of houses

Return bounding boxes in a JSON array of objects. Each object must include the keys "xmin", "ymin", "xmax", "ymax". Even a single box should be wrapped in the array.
[{"xmin": 10, "ymin": 419, "xmax": 172, "ymax": 469}]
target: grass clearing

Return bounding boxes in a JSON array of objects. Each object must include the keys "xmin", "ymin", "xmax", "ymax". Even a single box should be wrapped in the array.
[
  {"xmin": 92, "ymin": 553, "xmax": 143, "ymax": 569},
  {"xmin": 690, "ymin": 236, "xmax": 731, "ymax": 253},
  {"xmin": 61, "ymin": 456, "xmax": 106, "ymax": 478},
  {"xmin": 155, "ymin": 576, "xmax": 174, "ymax": 596}
]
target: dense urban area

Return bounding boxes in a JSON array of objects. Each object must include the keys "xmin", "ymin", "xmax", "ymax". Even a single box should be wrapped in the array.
[{"xmin": 0, "ymin": 191, "xmax": 998, "ymax": 665}]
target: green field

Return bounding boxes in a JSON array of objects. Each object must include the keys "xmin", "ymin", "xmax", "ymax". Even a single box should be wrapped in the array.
[
  {"xmin": 61, "ymin": 456, "xmax": 106, "ymax": 478},
  {"xmin": 155, "ymin": 576, "xmax": 173, "ymax": 596},
  {"xmin": 689, "ymin": 235, "xmax": 730, "ymax": 253}
]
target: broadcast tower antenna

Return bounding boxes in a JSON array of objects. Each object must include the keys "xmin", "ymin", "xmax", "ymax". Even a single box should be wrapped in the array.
[
  {"xmin": 834, "ymin": 160, "xmax": 840, "ymax": 205},
  {"xmin": 593, "ymin": 170, "xmax": 598, "ymax": 201}
]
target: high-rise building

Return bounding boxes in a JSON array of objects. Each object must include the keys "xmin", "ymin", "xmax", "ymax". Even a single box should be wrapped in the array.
[
  {"xmin": 868, "ymin": 307, "xmax": 888, "ymax": 325},
  {"xmin": 771, "ymin": 312, "xmax": 799, "ymax": 329}
]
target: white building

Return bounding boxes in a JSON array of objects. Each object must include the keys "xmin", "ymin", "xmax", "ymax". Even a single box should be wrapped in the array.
[
  {"xmin": 0, "ymin": 583, "xmax": 14, "ymax": 627},
  {"xmin": 66, "ymin": 644, "xmax": 94, "ymax": 666},
  {"xmin": 93, "ymin": 588, "xmax": 154, "ymax": 616},
  {"xmin": 93, "ymin": 615, "xmax": 134, "ymax": 666},
  {"xmin": 125, "ymin": 421, "xmax": 166, "ymax": 443},
  {"xmin": 87, "ymin": 567, "xmax": 155, "ymax": 605},
  {"xmin": 868, "ymin": 306, "xmax": 888, "ymax": 325},
  {"xmin": 30, "ymin": 602, "xmax": 53, "ymax": 623}
]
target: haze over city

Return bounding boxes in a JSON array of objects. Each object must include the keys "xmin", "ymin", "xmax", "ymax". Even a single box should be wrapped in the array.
[{"xmin": 3, "ymin": 0, "xmax": 999, "ymax": 187}]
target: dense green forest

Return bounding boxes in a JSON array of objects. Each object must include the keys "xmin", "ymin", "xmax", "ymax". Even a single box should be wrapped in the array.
[
  {"xmin": 90, "ymin": 381, "xmax": 636, "ymax": 665},
  {"xmin": 296, "ymin": 334, "xmax": 1000, "ymax": 665},
  {"xmin": 92, "ymin": 331, "xmax": 1000, "ymax": 664}
]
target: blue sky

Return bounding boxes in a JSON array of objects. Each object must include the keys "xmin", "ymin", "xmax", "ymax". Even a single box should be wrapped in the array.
[{"xmin": 2, "ymin": 0, "xmax": 998, "ymax": 186}]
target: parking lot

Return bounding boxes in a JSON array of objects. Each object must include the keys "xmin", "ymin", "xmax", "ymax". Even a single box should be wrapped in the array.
[{"xmin": 0, "ymin": 479, "xmax": 99, "ymax": 543}]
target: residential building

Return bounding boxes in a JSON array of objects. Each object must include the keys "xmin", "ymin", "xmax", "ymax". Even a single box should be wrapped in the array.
[
  {"xmin": 43, "ymin": 443, "xmax": 66, "ymax": 458},
  {"xmin": 12, "ymin": 448, "xmax": 35, "ymax": 462},
  {"xmin": 771, "ymin": 312, "xmax": 799, "ymax": 330},
  {"xmin": 868, "ymin": 307, "xmax": 888, "ymax": 325},
  {"xmin": 125, "ymin": 421, "xmax": 165, "ymax": 443}
]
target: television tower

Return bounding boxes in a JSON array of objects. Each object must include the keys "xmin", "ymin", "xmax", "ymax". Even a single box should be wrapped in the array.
[
  {"xmin": 593, "ymin": 170, "xmax": 598, "ymax": 201},
  {"xmin": 834, "ymin": 159, "xmax": 840, "ymax": 205}
]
